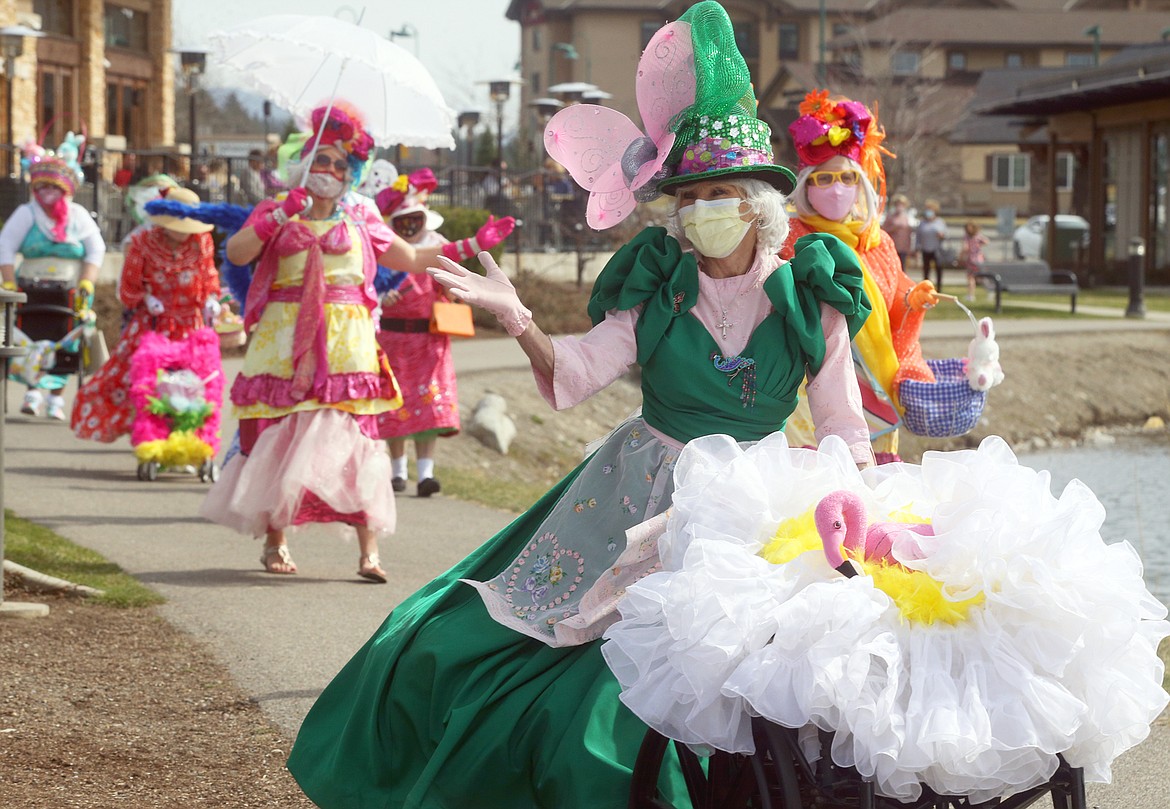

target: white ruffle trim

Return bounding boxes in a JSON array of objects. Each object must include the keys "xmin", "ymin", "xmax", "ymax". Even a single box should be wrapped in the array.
[
  {"xmin": 200, "ymin": 409, "xmax": 394, "ymax": 537},
  {"xmin": 602, "ymin": 433, "xmax": 1170, "ymax": 803}
]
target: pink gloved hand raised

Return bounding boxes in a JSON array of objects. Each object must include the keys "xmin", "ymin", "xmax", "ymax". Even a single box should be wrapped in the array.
[
  {"xmin": 440, "ymin": 215, "xmax": 516, "ymax": 263},
  {"xmin": 252, "ymin": 187, "xmax": 312, "ymax": 242},
  {"xmin": 427, "ymin": 252, "xmax": 532, "ymax": 337}
]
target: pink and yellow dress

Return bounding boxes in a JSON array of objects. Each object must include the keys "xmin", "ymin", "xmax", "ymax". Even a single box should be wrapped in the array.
[{"xmin": 200, "ymin": 201, "xmax": 403, "ymax": 537}]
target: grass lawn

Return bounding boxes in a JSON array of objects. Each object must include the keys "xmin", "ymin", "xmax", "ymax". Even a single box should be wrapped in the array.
[
  {"xmin": 3, "ymin": 510, "xmax": 163, "ymax": 608},
  {"xmin": 927, "ymin": 285, "xmax": 1170, "ymax": 319}
]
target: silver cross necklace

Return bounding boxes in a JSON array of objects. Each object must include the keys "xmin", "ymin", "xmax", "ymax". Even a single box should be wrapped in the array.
[{"xmin": 711, "ymin": 275, "xmax": 747, "ymax": 340}]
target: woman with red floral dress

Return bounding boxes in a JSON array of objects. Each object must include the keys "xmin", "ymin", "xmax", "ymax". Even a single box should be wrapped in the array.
[{"xmin": 71, "ymin": 188, "xmax": 220, "ymax": 443}]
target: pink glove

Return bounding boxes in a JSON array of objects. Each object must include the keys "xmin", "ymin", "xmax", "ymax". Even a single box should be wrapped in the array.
[
  {"xmin": 253, "ymin": 188, "xmax": 312, "ymax": 242},
  {"xmin": 427, "ymin": 252, "xmax": 531, "ymax": 337},
  {"xmin": 440, "ymin": 216, "xmax": 516, "ymax": 263}
]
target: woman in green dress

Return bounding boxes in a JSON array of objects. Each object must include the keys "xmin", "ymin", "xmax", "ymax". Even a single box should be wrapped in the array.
[{"xmin": 289, "ymin": 4, "xmax": 874, "ymax": 807}]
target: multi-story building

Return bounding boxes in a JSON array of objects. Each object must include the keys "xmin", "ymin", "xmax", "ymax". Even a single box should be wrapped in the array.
[
  {"xmin": 506, "ymin": 0, "xmax": 1170, "ymax": 216},
  {"xmin": 1, "ymin": 0, "xmax": 174, "ymax": 154}
]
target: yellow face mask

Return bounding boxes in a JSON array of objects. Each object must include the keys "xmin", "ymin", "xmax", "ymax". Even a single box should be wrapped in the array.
[{"xmin": 679, "ymin": 198, "xmax": 750, "ymax": 258}]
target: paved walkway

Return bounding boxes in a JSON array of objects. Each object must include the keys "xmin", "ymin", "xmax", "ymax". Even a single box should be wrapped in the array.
[{"xmin": 4, "ymin": 320, "xmax": 1168, "ymax": 807}]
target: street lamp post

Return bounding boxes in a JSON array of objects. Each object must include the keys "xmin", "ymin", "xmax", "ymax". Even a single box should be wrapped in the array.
[
  {"xmin": 818, "ymin": 0, "xmax": 827, "ymax": 84},
  {"xmin": 1083, "ymin": 25, "xmax": 1101, "ymax": 67},
  {"xmin": 458, "ymin": 110, "xmax": 481, "ymax": 167},
  {"xmin": 488, "ymin": 80, "xmax": 513, "ymax": 175},
  {"xmin": 1, "ymin": 25, "xmax": 43, "ymax": 178},
  {"xmin": 178, "ymin": 48, "xmax": 208, "ymax": 159},
  {"xmin": 389, "ymin": 23, "xmax": 419, "ymax": 57},
  {"xmin": 1126, "ymin": 236, "xmax": 1146, "ymax": 319}
]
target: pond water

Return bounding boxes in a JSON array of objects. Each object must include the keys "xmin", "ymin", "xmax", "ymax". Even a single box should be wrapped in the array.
[{"xmin": 1023, "ymin": 433, "xmax": 1170, "ymax": 609}]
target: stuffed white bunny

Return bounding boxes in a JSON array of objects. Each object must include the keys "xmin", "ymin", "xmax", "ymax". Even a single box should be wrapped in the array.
[{"xmin": 966, "ymin": 317, "xmax": 1004, "ymax": 392}]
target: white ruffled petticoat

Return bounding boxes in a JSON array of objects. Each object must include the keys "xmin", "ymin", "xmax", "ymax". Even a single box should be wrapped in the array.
[
  {"xmin": 601, "ymin": 432, "xmax": 1170, "ymax": 803},
  {"xmin": 200, "ymin": 409, "xmax": 394, "ymax": 537}
]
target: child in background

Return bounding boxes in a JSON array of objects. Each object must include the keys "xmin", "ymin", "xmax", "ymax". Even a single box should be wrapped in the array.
[{"xmin": 962, "ymin": 220, "xmax": 990, "ymax": 302}]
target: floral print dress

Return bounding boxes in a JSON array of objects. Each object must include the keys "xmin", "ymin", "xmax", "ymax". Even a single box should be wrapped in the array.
[{"xmin": 71, "ymin": 228, "xmax": 218, "ymax": 442}]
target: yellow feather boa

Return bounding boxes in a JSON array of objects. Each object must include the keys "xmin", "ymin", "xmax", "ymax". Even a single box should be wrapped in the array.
[{"xmin": 799, "ymin": 215, "xmax": 901, "ymax": 409}]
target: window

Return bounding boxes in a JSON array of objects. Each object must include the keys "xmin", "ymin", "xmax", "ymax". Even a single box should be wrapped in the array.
[
  {"xmin": 1065, "ymin": 52, "xmax": 1095, "ymax": 67},
  {"xmin": 34, "ymin": 0, "xmax": 74, "ymax": 37},
  {"xmin": 38, "ymin": 64, "xmax": 78, "ymax": 147},
  {"xmin": 891, "ymin": 51, "xmax": 920, "ymax": 75},
  {"xmin": 732, "ymin": 21, "xmax": 758, "ymax": 58},
  {"xmin": 1056, "ymin": 152, "xmax": 1075, "ymax": 192},
  {"xmin": 532, "ymin": 26, "xmax": 541, "ymax": 52},
  {"xmin": 532, "ymin": 71, "xmax": 541, "ymax": 94},
  {"xmin": 1005, "ymin": 52, "xmax": 1023, "ymax": 68},
  {"xmin": 778, "ymin": 23, "xmax": 799, "ymax": 60},
  {"xmin": 993, "ymin": 153, "xmax": 1030, "ymax": 191},
  {"xmin": 104, "ymin": 5, "xmax": 148, "ymax": 51},
  {"xmin": 106, "ymin": 76, "xmax": 146, "ymax": 147},
  {"xmin": 640, "ymin": 21, "xmax": 659, "ymax": 50},
  {"xmin": 948, "ymin": 51, "xmax": 967, "ymax": 71}
]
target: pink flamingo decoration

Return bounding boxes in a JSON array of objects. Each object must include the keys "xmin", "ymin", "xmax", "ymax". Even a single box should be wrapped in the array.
[{"xmin": 814, "ymin": 490, "xmax": 934, "ymax": 578}]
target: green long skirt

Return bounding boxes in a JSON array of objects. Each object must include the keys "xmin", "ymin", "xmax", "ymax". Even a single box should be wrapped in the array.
[{"xmin": 287, "ymin": 472, "xmax": 688, "ymax": 809}]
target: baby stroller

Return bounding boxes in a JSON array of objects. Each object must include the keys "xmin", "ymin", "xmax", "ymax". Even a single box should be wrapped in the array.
[
  {"xmin": 11, "ymin": 257, "xmax": 89, "ymax": 411},
  {"xmin": 128, "ymin": 327, "xmax": 223, "ymax": 482}
]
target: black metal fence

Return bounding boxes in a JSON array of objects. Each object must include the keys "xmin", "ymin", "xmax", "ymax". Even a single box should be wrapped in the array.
[{"xmin": 0, "ymin": 144, "xmax": 618, "ymax": 256}]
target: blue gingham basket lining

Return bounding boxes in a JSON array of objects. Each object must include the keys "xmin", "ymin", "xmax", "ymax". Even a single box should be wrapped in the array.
[{"xmin": 900, "ymin": 358, "xmax": 987, "ymax": 438}]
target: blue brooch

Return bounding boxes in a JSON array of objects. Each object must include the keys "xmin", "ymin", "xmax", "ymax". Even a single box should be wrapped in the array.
[{"xmin": 711, "ymin": 352, "xmax": 757, "ymax": 409}]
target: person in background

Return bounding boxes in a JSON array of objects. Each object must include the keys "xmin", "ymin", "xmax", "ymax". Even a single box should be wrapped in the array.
[
  {"xmin": 72, "ymin": 187, "xmax": 220, "ymax": 442},
  {"xmin": 782, "ymin": 90, "xmax": 939, "ymax": 464},
  {"xmin": 961, "ymin": 219, "xmax": 990, "ymax": 302},
  {"xmin": 916, "ymin": 198, "xmax": 948, "ymax": 288},
  {"xmin": 0, "ymin": 151, "xmax": 105, "ymax": 420},
  {"xmin": 199, "ymin": 103, "xmax": 514, "ymax": 580},
  {"xmin": 373, "ymin": 169, "xmax": 464, "ymax": 498},
  {"xmin": 882, "ymin": 193, "xmax": 913, "ymax": 271},
  {"xmin": 239, "ymin": 149, "xmax": 267, "ymax": 205}
]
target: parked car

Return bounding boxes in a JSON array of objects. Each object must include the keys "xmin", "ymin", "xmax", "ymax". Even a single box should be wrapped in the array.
[{"xmin": 1012, "ymin": 215, "xmax": 1089, "ymax": 261}]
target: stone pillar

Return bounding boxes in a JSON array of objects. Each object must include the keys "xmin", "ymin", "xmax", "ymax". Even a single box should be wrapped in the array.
[
  {"xmin": 147, "ymin": 0, "xmax": 173, "ymax": 146},
  {"xmin": 78, "ymin": 0, "xmax": 105, "ymax": 139}
]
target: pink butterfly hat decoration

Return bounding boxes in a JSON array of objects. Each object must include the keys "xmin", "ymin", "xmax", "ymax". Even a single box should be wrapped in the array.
[{"xmin": 543, "ymin": 21, "xmax": 697, "ymax": 230}]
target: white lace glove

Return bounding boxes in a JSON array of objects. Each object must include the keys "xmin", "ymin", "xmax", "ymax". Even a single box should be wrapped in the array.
[
  {"xmin": 145, "ymin": 295, "xmax": 165, "ymax": 316},
  {"xmin": 203, "ymin": 296, "xmax": 222, "ymax": 324},
  {"xmin": 427, "ymin": 253, "xmax": 532, "ymax": 337}
]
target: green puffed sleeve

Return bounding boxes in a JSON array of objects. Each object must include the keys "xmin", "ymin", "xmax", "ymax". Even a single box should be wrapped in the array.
[
  {"xmin": 764, "ymin": 232, "xmax": 871, "ymax": 376},
  {"xmin": 587, "ymin": 227, "xmax": 699, "ymax": 366}
]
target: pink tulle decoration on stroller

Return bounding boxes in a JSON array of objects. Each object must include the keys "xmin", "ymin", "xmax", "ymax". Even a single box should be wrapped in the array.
[{"xmin": 129, "ymin": 328, "xmax": 224, "ymax": 472}]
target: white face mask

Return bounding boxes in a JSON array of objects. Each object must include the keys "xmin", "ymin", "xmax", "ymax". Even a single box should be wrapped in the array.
[
  {"xmin": 305, "ymin": 171, "xmax": 346, "ymax": 201},
  {"xmin": 679, "ymin": 197, "xmax": 750, "ymax": 258}
]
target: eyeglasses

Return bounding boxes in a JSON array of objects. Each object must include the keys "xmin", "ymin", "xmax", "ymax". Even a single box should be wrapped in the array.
[
  {"xmin": 808, "ymin": 170, "xmax": 861, "ymax": 188},
  {"xmin": 313, "ymin": 153, "xmax": 350, "ymax": 175}
]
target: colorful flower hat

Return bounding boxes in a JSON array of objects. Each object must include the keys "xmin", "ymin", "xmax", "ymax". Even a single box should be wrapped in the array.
[
  {"xmin": 789, "ymin": 89, "xmax": 892, "ymax": 203},
  {"xmin": 300, "ymin": 102, "xmax": 375, "ymax": 176},
  {"xmin": 656, "ymin": 2, "xmax": 795, "ymax": 196},
  {"xmin": 28, "ymin": 156, "xmax": 78, "ymax": 196}
]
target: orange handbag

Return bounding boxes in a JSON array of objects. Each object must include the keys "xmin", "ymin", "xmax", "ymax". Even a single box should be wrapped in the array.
[{"xmin": 430, "ymin": 300, "xmax": 475, "ymax": 338}]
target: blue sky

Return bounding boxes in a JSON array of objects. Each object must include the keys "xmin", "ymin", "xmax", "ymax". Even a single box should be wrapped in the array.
[{"xmin": 173, "ymin": 0, "xmax": 522, "ymax": 117}]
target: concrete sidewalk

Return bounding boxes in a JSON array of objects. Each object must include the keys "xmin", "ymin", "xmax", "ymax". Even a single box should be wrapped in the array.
[{"xmin": 4, "ymin": 324, "xmax": 1168, "ymax": 807}]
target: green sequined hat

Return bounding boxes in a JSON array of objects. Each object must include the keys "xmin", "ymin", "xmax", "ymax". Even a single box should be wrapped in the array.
[{"xmin": 657, "ymin": 2, "xmax": 795, "ymax": 196}]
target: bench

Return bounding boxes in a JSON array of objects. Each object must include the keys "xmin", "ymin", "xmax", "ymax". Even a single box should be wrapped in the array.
[{"xmin": 975, "ymin": 260, "xmax": 1079, "ymax": 314}]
